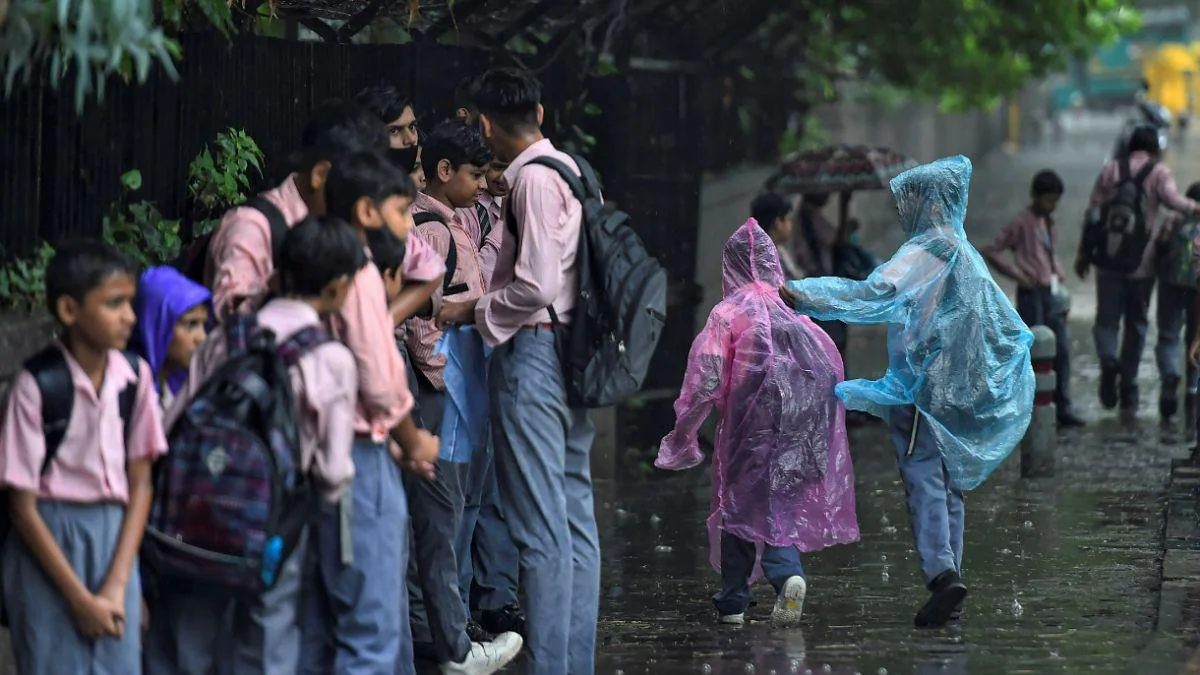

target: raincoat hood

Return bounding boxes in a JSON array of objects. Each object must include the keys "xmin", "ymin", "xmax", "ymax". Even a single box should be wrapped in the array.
[
  {"xmin": 891, "ymin": 154, "xmax": 972, "ymax": 238},
  {"xmin": 133, "ymin": 266, "xmax": 211, "ymax": 393},
  {"xmin": 722, "ymin": 219, "xmax": 785, "ymax": 296}
]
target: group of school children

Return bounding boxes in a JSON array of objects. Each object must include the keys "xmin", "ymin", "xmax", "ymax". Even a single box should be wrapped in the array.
[
  {"xmin": 0, "ymin": 67, "xmax": 599, "ymax": 675},
  {"xmin": 0, "ymin": 59, "xmax": 1047, "ymax": 675}
]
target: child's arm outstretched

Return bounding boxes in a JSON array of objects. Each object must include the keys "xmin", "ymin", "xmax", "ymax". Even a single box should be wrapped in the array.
[
  {"xmin": 657, "ymin": 313, "xmax": 730, "ymax": 471},
  {"xmin": 780, "ymin": 244, "xmax": 936, "ymax": 325}
]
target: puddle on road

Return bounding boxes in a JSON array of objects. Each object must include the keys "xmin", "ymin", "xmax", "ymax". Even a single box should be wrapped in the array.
[{"xmin": 588, "ymin": 390, "xmax": 1175, "ymax": 674}]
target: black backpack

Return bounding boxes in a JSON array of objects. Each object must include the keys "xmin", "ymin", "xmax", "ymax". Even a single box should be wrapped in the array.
[
  {"xmin": 0, "ymin": 347, "xmax": 140, "ymax": 625},
  {"xmin": 412, "ymin": 212, "xmax": 470, "ymax": 296},
  {"xmin": 509, "ymin": 154, "xmax": 668, "ymax": 408},
  {"xmin": 177, "ymin": 196, "xmax": 290, "ymax": 286},
  {"xmin": 1083, "ymin": 159, "xmax": 1157, "ymax": 274}
]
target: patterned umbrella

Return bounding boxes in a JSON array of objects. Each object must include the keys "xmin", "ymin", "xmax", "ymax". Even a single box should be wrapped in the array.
[{"xmin": 765, "ymin": 144, "xmax": 920, "ymax": 194}]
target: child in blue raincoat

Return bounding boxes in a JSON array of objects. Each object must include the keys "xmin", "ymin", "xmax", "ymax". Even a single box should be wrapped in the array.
[{"xmin": 780, "ymin": 155, "xmax": 1034, "ymax": 628}]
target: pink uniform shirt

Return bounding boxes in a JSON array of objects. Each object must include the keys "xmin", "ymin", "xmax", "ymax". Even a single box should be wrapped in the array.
[
  {"xmin": 979, "ymin": 207, "xmax": 1065, "ymax": 287},
  {"xmin": 0, "ymin": 345, "xmax": 168, "ymax": 503},
  {"xmin": 167, "ymin": 299, "xmax": 357, "ymax": 501},
  {"xmin": 475, "ymin": 139, "xmax": 582, "ymax": 347}
]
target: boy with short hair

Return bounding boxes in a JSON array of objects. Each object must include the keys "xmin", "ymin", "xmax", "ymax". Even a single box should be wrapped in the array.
[
  {"xmin": 145, "ymin": 216, "xmax": 364, "ymax": 674},
  {"xmin": 981, "ymin": 169, "xmax": 1084, "ymax": 427},
  {"xmin": 405, "ymin": 119, "xmax": 524, "ymax": 674},
  {"xmin": 299, "ymin": 152, "xmax": 441, "ymax": 675},
  {"xmin": 207, "ymin": 99, "xmax": 387, "ymax": 317},
  {"xmin": 358, "ymin": 84, "xmax": 420, "ymax": 150},
  {"xmin": 0, "ymin": 241, "xmax": 168, "ymax": 672},
  {"xmin": 437, "ymin": 66, "xmax": 599, "ymax": 675}
]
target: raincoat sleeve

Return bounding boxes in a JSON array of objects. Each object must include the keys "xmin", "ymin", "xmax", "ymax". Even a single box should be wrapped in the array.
[
  {"xmin": 657, "ymin": 310, "xmax": 731, "ymax": 471},
  {"xmin": 784, "ymin": 244, "xmax": 934, "ymax": 325}
]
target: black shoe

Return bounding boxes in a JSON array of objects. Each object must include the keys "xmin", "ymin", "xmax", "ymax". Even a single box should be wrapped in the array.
[
  {"xmin": 1161, "ymin": 376, "xmax": 1182, "ymax": 420},
  {"xmin": 1057, "ymin": 409, "xmax": 1086, "ymax": 427},
  {"xmin": 914, "ymin": 570, "xmax": 968, "ymax": 628},
  {"xmin": 1100, "ymin": 363, "xmax": 1120, "ymax": 409},
  {"xmin": 1121, "ymin": 386, "xmax": 1139, "ymax": 412},
  {"xmin": 479, "ymin": 604, "xmax": 527, "ymax": 638},
  {"xmin": 949, "ymin": 599, "xmax": 965, "ymax": 622},
  {"xmin": 466, "ymin": 620, "xmax": 493, "ymax": 643}
]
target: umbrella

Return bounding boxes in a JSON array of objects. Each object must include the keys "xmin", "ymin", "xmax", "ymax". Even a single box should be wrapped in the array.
[{"xmin": 765, "ymin": 144, "xmax": 920, "ymax": 194}]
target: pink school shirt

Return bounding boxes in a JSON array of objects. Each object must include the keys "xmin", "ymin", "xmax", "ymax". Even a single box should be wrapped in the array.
[
  {"xmin": 392, "ymin": 233, "xmax": 448, "ymax": 344},
  {"xmin": 0, "ymin": 345, "xmax": 168, "ymax": 503},
  {"xmin": 333, "ymin": 259, "xmax": 415, "ymax": 442},
  {"xmin": 475, "ymin": 139, "xmax": 583, "ymax": 347},
  {"xmin": 407, "ymin": 193, "xmax": 488, "ymax": 391},
  {"xmin": 1088, "ymin": 151, "xmax": 1200, "ymax": 279},
  {"xmin": 467, "ymin": 193, "xmax": 505, "ymax": 287},
  {"xmin": 167, "ymin": 299, "xmax": 357, "ymax": 501},
  {"xmin": 979, "ymin": 207, "xmax": 1065, "ymax": 287},
  {"xmin": 207, "ymin": 175, "xmax": 309, "ymax": 318}
]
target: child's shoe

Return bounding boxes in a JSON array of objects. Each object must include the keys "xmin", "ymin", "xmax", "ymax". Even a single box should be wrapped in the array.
[
  {"xmin": 1161, "ymin": 375, "xmax": 1182, "ymax": 421},
  {"xmin": 769, "ymin": 576, "xmax": 807, "ymax": 626},
  {"xmin": 440, "ymin": 632, "xmax": 523, "ymax": 675},
  {"xmin": 718, "ymin": 612, "xmax": 745, "ymax": 626},
  {"xmin": 914, "ymin": 570, "xmax": 967, "ymax": 628},
  {"xmin": 1100, "ymin": 362, "xmax": 1119, "ymax": 410}
]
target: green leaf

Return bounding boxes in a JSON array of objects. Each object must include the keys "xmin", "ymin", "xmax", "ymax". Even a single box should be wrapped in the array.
[{"xmin": 120, "ymin": 169, "xmax": 143, "ymax": 191}]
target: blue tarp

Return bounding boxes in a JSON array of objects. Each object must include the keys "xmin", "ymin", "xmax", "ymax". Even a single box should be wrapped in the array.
[{"xmin": 435, "ymin": 326, "xmax": 491, "ymax": 463}]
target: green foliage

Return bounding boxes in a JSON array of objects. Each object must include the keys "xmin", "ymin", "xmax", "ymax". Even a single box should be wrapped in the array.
[
  {"xmin": 0, "ymin": 0, "xmax": 234, "ymax": 112},
  {"xmin": 778, "ymin": 115, "xmax": 828, "ymax": 157},
  {"xmin": 102, "ymin": 169, "xmax": 182, "ymax": 267},
  {"xmin": 187, "ymin": 128, "xmax": 265, "ymax": 238},
  {"xmin": 0, "ymin": 242, "xmax": 54, "ymax": 314}
]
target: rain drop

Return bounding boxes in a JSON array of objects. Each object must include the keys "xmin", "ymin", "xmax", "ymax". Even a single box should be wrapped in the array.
[
  {"xmin": 703, "ymin": 665, "xmax": 713, "ymax": 674},
  {"xmin": 745, "ymin": 665, "xmax": 756, "ymax": 674},
  {"xmin": 882, "ymin": 525, "xmax": 898, "ymax": 535},
  {"xmin": 1011, "ymin": 596, "xmax": 1024, "ymax": 618},
  {"xmin": 879, "ymin": 669, "xmax": 889, "ymax": 675},
  {"xmin": 649, "ymin": 514, "xmax": 662, "ymax": 525},
  {"xmin": 823, "ymin": 666, "xmax": 833, "ymax": 673},
  {"xmin": 655, "ymin": 545, "xmax": 673, "ymax": 553},
  {"xmin": 880, "ymin": 514, "xmax": 890, "ymax": 527},
  {"xmin": 615, "ymin": 508, "xmax": 629, "ymax": 518},
  {"xmin": 1000, "ymin": 548, "xmax": 1012, "ymax": 555},
  {"xmin": 1022, "ymin": 520, "xmax": 1034, "ymax": 529}
]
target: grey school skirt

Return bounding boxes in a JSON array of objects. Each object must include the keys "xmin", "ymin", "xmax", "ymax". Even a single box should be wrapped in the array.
[{"xmin": 3, "ymin": 501, "xmax": 141, "ymax": 675}]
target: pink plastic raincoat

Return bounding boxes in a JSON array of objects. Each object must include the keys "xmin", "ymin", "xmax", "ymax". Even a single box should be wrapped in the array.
[{"xmin": 658, "ymin": 220, "xmax": 860, "ymax": 569}]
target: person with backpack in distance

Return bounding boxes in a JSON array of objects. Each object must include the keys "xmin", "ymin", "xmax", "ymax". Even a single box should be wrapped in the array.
[
  {"xmin": 0, "ymin": 241, "xmax": 168, "ymax": 673},
  {"xmin": 781, "ymin": 156, "xmax": 1035, "ymax": 628},
  {"xmin": 658, "ymin": 219, "xmax": 860, "ymax": 627},
  {"xmin": 299, "ymin": 151, "xmax": 441, "ymax": 675},
  {"xmin": 1159, "ymin": 182, "xmax": 1200, "ymax": 435},
  {"xmin": 141, "ymin": 216, "xmax": 362, "ymax": 674},
  {"xmin": 203, "ymin": 99, "xmax": 387, "ymax": 318},
  {"xmin": 437, "ymin": 67, "xmax": 667, "ymax": 675},
  {"xmin": 405, "ymin": 119, "xmax": 524, "ymax": 673},
  {"xmin": 1077, "ymin": 124, "xmax": 1200, "ymax": 416},
  {"xmin": 980, "ymin": 170, "xmax": 1085, "ymax": 428}
]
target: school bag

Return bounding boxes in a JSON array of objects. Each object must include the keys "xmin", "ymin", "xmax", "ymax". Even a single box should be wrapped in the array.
[
  {"xmin": 140, "ymin": 315, "xmax": 326, "ymax": 594},
  {"xmin": 0, "ymin": 347, "xmax": 140, "ymax": 625},
  {"xmin": 1082, "ymin": 159, "xmax": 1158, "ymax": 275},
  {"xmin": 507, "ymin": 154, "xmax": 668, "ymax": 408},
  {"xmin": 1157, "ymin": 213, "xmax": 1200, "ymax": 288},
  {"xmin": 412, "ymin": 212, "xmax": 470, "ymax": 296},
  {"xmin": 176, "ymin": 196, "xmax": 290, "ymax": 286}
]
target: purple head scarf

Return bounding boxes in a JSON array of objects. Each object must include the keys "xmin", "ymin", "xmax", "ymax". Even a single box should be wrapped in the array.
[{"xmin": 132, "ymin": 266, "xmax": 212, "ymax": 394}]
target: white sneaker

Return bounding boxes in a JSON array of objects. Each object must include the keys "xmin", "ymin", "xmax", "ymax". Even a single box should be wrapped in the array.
[
  {"xmin": 440, "ymin": 631, "xmax": 523, "ymax": 675},
  {"xmin": 770, "ymin": 576, "xmax": 807, "ymax": 626},
  {"xmin": 718, "ymin": 612, "xmax": 745, "ymax": 625}
]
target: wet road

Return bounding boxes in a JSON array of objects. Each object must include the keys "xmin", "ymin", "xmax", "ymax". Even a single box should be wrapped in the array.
[{"xmin": 589, "ymin": 115, "xmax": 1200, "ymax": 674}]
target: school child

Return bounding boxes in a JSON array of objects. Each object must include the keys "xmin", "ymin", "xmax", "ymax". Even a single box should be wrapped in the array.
[
  {"xmin": 980, "ymin": 170, "xmax": 1084, "ymax": 427},
  {"xmin": 367, "ymin": 222, "xmax": 407, "ymax": 303},
  {"xmin": 130, "ymin": 266, "xmax": 211, "ymax": 411},
  {"xmin": 358, "ymin": 84, "xmax": 420, "ymax": 150},
  {"xmin": 657, "ymin": 219, "xmax": 860, "ymax": 626},
  {"xmin": 436, "ymin": 66, "xmax": 598, "ymax": 675},
  {"xmin": 405, "ymin": 119, "xmax": 524, "ymax": 673},
  {"xmin": 299, "ymin": 151, "xmax": 441, "ymax": 675},
  {"xmin": 1158, "ymin": 182, "xmax": 1200, "ymax": 432},
  {"xmin": 0, "ymin": 240, "xmax": 168, "ymax": 673},
  {"xmin": 142, "ymin": 216, "xmax": 362, "ymax": 674},
  {"xmin": 781, "ymin": 156, "xmax": 1035, "ymax": 628},
  {"xmin": 205, "ymin": 99, "xmax": 388, "ymax": 317}
]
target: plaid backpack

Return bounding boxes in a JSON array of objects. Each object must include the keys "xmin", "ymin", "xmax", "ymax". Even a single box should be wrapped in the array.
[{"xmin": 141, "ymin": 315, "xmax": 328, "ymax": 594}]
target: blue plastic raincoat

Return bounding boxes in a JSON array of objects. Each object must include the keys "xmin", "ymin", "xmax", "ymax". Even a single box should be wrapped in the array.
[
  {"xmin": 435, "ymin": 326, "xmax": 491, "ymax": 463},
  {"xmin": 785, "ymin": 155, "xmax": 1034, "ymax": 490}
]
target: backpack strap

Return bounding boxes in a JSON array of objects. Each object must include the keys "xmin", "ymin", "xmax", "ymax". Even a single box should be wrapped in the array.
[
  {"xmin": 1118, "ymin": 158, "xmax": 1132, "ymax": 185},
  {"xmin": 276, "ymin": 325, "xmax": 332, "ymax": 366},
  {"xmin": 224, "ymin": 313, "xmax": 261, "ymax": 356},
  {"xmin": 1133, "ymin": 160, "xmax": 1158, "ymax": 188},
  {"xmin": 413, "ymin": 212, "xmax": 469, "ymax": 296},
  {"xmin": 244, "ymin": 196, "xmax": 290, "ymax": 269},
  {"xmin": 26, "ymin": 347, "xmax": 141, "ymax": 476}
]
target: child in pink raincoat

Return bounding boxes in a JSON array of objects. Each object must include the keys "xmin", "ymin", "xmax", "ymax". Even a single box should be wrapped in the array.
[{"xmin": 657, "ymin": 218, "xmax": 860, "ymax": 626}]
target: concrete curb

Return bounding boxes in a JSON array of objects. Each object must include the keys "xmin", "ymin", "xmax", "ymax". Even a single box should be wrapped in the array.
[{"xmin": 1134, "ymin": 459, "xmax": 1200, "ymax": 674}]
